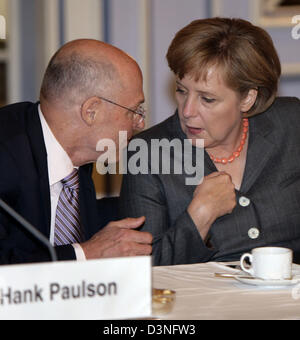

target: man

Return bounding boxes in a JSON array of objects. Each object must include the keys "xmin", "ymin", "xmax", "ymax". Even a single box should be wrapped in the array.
[{"xmin": 0, "ymin": 39, "xmax": 152, "ymax": 264}]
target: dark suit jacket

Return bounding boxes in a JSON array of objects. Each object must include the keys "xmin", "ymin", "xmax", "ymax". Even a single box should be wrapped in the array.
[
  {"xmin": 0, "ymin": 102, "xmax": 113, "ymax": 264},
  {"xmin": 120, "ymin": 97, "xmax": 300, "ymax": 265}
]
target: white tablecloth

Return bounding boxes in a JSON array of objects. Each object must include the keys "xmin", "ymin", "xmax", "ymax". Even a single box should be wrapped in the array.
[{"xmin": 152, "ymin": 262, "xmax": 300, "ymax": 320}]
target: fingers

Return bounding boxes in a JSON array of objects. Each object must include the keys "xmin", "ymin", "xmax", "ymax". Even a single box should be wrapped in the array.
[
  {"xmin": 205, "ymin": 171, "xmax": 224, "ymax": 178},
  {"xmin": 118, "ymin": 228, "xmax": 153, "ymax": 245},
  {"xmin": 205, "ymin": 171, "xmax": 232, "ymax": 181},
  {"xmin": 108, "ymin": 216, "xmax": 146, "ymax": 229},
  {"xmin": 105, "ymin": 217, "xmax": 153, "ymax": 242},
  {"xmin": 189, "ymin": 169, "xmax": 237, "ymax": 234},
  {"xmin": 108, "ymin": 217, "xmax": 152, "ymax": 244},
  {"xmin": 81, "ymin": 216, "xmax": 152, "ymax": 260},
  {"xmin": 81, "ymin": 226, "xmax": 152, "ymax": 259},
  {"xmin": 194, "ymin": 171, "xmax": 233, "ymax": 197},
  {"xmin": 113, "ymin": 242, "xmax": 152, "ymax": 257}
]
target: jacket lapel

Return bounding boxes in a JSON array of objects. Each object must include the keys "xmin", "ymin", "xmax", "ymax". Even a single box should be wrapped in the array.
[
  {"xmin": 240, "ymin": 113, "xmax": 275, "ymax": 193},
  {"xmin": 25, "ymin": 103, "xmax": 51, "ymax": 236}
]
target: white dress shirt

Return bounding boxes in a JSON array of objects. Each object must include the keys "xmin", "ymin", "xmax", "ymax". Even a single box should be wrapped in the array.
[{"xmin": 38, "ymin": 106, "xmax": 86, "ymax": 261}]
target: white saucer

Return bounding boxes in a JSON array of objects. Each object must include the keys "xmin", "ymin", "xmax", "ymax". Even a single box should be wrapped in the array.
[{"xmin": 235, "ymin": 275, "xmax": 300, "ymax": 287}]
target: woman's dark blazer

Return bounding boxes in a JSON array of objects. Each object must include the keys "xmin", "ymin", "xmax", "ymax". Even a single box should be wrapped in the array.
[{"xmin": 120, "ymin": 97, "xmax": 300, "ymax": 265}]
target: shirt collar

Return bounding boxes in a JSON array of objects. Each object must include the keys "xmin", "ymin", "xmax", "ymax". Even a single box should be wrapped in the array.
[{"xmin": 38, "ymin": 105, "xmax": 74, "ymax": 186}]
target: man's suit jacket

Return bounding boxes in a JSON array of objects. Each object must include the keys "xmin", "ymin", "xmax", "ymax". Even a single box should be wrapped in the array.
[
  {"xmin": 120, "ymin": 97, "xmax": 300, "ymax": 265},
  {"xmin": 0, "ymin": 102, "xmax": 113, "ymax": 264}
]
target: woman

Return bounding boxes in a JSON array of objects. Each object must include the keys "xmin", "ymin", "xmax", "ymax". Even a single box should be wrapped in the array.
[{"xmin": 119, "ymin": 18, "xmax": 300, "ymax": 265}]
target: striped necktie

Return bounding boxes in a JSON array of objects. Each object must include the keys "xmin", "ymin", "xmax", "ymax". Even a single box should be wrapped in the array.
[{"xmin": 54, "ymin": 169, "xmax": 83, "ymax": 245}]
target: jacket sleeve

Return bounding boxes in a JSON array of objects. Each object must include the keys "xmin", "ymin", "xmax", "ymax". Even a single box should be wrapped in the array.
[{"xmin": 119, "ymin": 171, "xmax": 216, "ymax": 266}]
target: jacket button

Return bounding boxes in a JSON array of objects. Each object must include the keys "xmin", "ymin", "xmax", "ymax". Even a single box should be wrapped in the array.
[
  {"xmin": 248, "ymin": 227, "xmax": 260, "ymax": 239},
  {"xmin": 239, "ymin": 196, "xmax": 250, "ymax": 207}
]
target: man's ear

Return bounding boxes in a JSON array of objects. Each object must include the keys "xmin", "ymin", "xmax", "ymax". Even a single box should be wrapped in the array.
[
  {"xmin": 241, "ymin": 89, "xmax": 258, "ymax": 113},
  {"xmin": 80, "ymin": 96, "xmax": 102, "ymax": 126}
]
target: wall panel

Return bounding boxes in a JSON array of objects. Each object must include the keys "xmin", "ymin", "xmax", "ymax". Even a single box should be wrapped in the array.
[{"xmin": 150, "ymin": 0, "xmax": 209, "ymax": 125}]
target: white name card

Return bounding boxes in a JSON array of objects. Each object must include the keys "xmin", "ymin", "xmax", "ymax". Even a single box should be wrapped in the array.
[{"xmin": 0, "ymin": 256, "xmax": 151, "ymax": 320}]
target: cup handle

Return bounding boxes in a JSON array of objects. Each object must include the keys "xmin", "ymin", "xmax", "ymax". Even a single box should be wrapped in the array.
[{"xmin": 240, "ymin": 253, "xmax": 254, "ymax": 276}]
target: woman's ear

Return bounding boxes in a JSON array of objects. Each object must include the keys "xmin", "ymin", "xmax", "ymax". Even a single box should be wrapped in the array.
[
  {"xmin": 241, "ymin": 89, "xmax": 258, "ymax": 113},
  {"xmin": 80, "ymin": 96, "xmax": 102, "ymax": 126}
]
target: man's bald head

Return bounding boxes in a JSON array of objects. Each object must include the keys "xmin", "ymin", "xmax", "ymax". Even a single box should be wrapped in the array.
[{"xmin": 40, "ymin": 39, "xmax": 138, "ymax": 108}]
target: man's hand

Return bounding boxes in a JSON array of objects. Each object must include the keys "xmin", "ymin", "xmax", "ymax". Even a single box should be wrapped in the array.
[{"xmin": 80, "ymin": 217, "xmax": 152, "ymax": 259}]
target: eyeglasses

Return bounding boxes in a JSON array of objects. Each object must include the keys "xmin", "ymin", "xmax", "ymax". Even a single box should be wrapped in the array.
[{"xmin": 98, "ymin": 96, "xmax": 146, "ymax": 125}]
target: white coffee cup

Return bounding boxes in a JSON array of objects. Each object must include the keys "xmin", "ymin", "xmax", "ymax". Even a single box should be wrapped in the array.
[{"xmin": 240, "ymin": 247, "xmax": 293, "ymax": 280}]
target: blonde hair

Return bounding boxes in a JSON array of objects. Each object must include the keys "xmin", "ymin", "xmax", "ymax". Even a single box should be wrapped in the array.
[{"xmin": 166, "ymin": 17, "xmax": 281, "ymax": 116}]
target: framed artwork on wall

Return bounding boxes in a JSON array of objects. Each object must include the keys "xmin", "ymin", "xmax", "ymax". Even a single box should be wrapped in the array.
[
  {"xmin": 252, "ymin": 0, "xmax": 300, "ymax": 77},
  {"xmin": 253, "ymin": 0, "xmax": 300, "ymax": 27}
]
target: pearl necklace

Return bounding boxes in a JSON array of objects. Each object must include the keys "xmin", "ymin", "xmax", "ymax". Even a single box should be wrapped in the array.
[{"xmin": 208, "ymin": 118, "xmax": 249, "ymax": 165}]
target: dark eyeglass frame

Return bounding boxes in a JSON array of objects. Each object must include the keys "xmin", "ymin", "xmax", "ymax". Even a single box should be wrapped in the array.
[{"xmin": 98, "ymin": 96, "xmax": 146, "ymax": 121}]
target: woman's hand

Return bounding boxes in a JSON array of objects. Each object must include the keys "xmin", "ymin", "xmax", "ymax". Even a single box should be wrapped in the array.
[{"xmin": 187, "ymin": 171, "xmax": 236, "ymax": 240}]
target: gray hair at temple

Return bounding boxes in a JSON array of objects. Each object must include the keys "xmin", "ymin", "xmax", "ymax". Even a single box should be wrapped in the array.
[{"xmin": 40, "ymin": 49, "xmax": 121, "ymax": 108}]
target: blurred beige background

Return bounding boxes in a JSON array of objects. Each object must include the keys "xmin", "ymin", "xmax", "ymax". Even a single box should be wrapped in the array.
[{"xmin": 1, "ymin": 0, "xmax": 299, "ymax": 197}]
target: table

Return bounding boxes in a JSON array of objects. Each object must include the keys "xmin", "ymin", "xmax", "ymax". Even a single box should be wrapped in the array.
[{"xmin": 152, "ymin": 262, "xmax": 300, "ymax": 320}]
